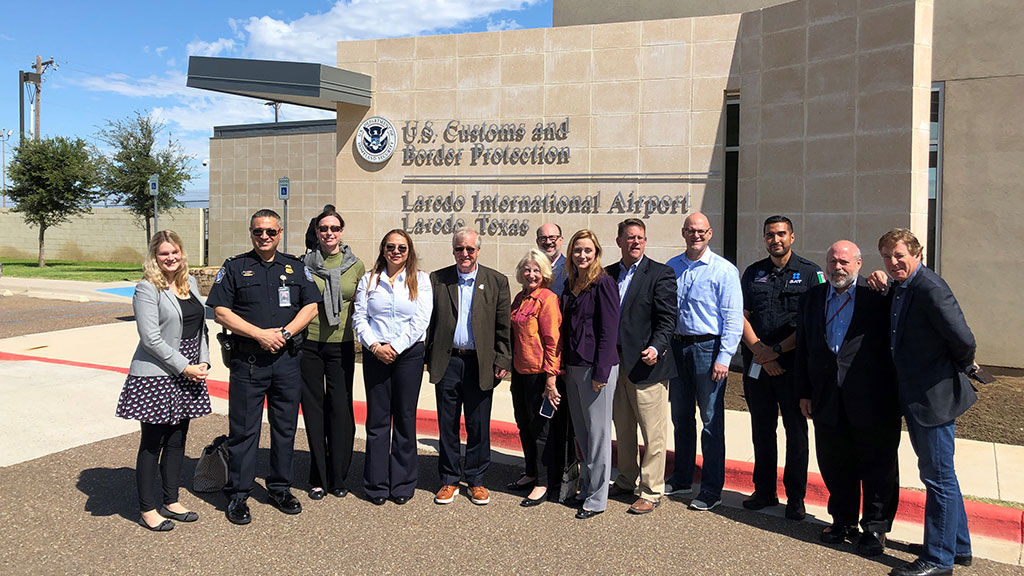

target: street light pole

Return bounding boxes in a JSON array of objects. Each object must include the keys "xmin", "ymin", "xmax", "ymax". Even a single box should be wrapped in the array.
[{"xmin": 1, "ymin": 129, "xmax": 13, "ymax": 208}]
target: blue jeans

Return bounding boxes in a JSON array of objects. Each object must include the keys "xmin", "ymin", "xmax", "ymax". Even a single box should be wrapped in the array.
[
  {"xmin": 668, "ymin": 338, "xmax": 726, "ymax": 501},
  {"xmin": 905, "ymin": 417, "xmax": 971, "ymax": 568}
]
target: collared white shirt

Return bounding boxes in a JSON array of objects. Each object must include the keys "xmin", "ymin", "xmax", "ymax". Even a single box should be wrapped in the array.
[
  {"xmin": 352, "ymin": 269, "xmax": 433, "ymax": 354},
  {"xmin": 617, "ymin": 256, "xmax": 643, "ymax": 307},
  {"xmin": 453, "ymin": 267, "xmax": 478, "ymax": 349},
  {"xmin": 666, "ymin": 248, "xmax": 743, "ymax": 366}
]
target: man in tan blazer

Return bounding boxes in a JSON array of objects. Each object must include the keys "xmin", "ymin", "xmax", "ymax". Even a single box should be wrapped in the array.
[{"xmin": 426, "ymin": 228, "xmax": 511, "ymax": 506}]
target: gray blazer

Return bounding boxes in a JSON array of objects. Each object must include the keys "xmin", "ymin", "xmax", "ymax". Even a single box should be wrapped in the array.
[{"xmin": 128, "ymin": 276, "xmax": 211, "ymax": 377}]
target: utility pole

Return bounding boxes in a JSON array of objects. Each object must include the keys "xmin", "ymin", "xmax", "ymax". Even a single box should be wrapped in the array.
[
  {"xmin": 19, "ymin": 56, "xmax": 56, "ymax": 141},
  {"xmin": 266, "ymin": 101, "xmax": 281, "ymax": 122},
  {"xmin": 1, "ymin": 128, "xmax": 13, "ymax": 207}
]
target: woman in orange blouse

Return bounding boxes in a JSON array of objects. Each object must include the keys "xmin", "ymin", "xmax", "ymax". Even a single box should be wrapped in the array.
[{"xmin": 508, "ymin": 249, "xmax": 563, "ymax": 507}]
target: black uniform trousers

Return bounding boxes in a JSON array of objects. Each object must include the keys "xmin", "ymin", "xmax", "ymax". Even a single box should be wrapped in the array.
[
  {"xmin": 436, "ymin": 354, "xmax": 493, "ymax": 487},
  {"xmin": 224, "ymin": 348, "xmax": 303, "ymax": 501},
  {"xmin": 362, "ymin": 342, "xmax": 424, "ymax": 500},
  {"xmin": 742, "ymin": 356, "xmax": 808, "ymax": 501},
  {"xmin": 300, "ymin": 339, "xmax": 356, "ymax": 492},
  {"xmin": 815, "ymin": 396, "xmax": 901, "ymax": 533},
  {"xmin": 510, "ymin": 371, "xmax": 567, "ymax": 489}
]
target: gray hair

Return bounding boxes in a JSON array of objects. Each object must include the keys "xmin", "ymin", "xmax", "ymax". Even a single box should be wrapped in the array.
[{"xmin": 452, "ymin": 227, "xmax": 481, "ymax": 250}]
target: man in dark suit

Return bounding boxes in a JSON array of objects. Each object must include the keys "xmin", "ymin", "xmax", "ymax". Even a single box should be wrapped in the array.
[
  {"xmin": 877, "ymin": 228, "xmax": 977, "ymax": 576},
  {"xmin": 427, "ymin": 228, "xmax": 512, "ymax": 506},
  {"xmin": 605, "ymin": 218, "xmax": 677, "ymax": 515},
  {"xmin": 795, "ymin": 240, "xmax": 901, "ymax": 557}
]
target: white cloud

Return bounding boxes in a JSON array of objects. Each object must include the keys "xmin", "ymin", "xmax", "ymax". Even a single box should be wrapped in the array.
[
  {"xmin": 155, "ymin": 46, "xmax": 168, "ymax": 56},
  {"xmin": 487, "ymin": 18, "xmax": 521, "ymax": 32},
  {"xmin": 76, "ymin": 70, "xmax": 193, "ymax": 99},
  {"xmin": 186, "ymin": 37, "xmax": 237, "ymax": 57}
]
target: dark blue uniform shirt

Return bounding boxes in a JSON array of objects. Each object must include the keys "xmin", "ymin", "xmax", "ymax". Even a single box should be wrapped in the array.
[
  {"xmin": 206, "ymin": 250, "xmax": 322, "ymax": 330},
  {"xmin": 741, "ymin": 252, "xmax": 823, "ymax": 347}
]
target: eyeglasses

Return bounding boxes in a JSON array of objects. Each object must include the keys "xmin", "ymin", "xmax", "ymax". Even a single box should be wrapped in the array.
[
  {"xmin": 454, "ymin": 246, "xmax": 477, "ymax": 254},
  {"xmin": 538, "ymin": 235, "xmax": 561, "ymax": 243},
  {"xmin": 385, "ymin": 243, "xmax": 408, "ymax": 254},
  {"xmin": 683, "ymin": 228, "xmax": 710, "ymax": 237},
  {"xmin": 251, "ymin": 228, "xmax": 280, "ymax": 238},
  {"xmin": 318, "ymin": 225, "xmax": 342, "ymax": 233}
]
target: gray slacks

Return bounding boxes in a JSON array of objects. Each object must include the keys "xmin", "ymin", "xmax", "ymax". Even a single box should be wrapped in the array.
[{"xmin": 565, "ymin": 364, "xmax": 618, "ymax": 512}]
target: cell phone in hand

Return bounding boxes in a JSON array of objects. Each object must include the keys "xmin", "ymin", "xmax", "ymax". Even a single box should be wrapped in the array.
[{"xmin": 539, "ymin": 396, "xmax": 556, "ymax": 419}]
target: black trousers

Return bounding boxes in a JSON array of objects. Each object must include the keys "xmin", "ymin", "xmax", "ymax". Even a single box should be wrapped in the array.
[
  {"xmin": 815, "ymin": 398, "xmax": 901, "ymax": 533},
  {"xmin": 362, "ymin": 342, "xmax": 424, "ymax": 500},
  {"xmin": 742, "ymin": 364, "xmax": 808, "ymax": 501},
  {"xmin": 300, "ymin": 339, "xmax": 356, "ymax": 492},
  {"xmin": 436, "ymin": 354, "xmax": 493, "ymax": 487},
  {"xmin": 510, "ymin": 371, "xmax": 566, "ymax": 488},
  {"xmin": 136, "ymin": 420, "xmax": 190, "ymax": 512},
  {"xmin": 224, "ymin": 349, "xmax": 303, "ymax": 500}
]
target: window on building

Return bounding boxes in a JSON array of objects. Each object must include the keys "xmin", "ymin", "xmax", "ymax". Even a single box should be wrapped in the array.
[
  {"xmin": 724, "ymin": 94, "xmax": 739, "ymax": 264},
  {"xmin": 928, "ymin": 83, "xmax": 944, "ymax": 271}
]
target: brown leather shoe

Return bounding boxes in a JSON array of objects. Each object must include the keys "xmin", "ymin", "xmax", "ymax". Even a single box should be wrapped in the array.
[
  {"xmin": 469, "ymin": 486, "xmax": 490, "ymax": 505},
  {"xmin": 434, "ymin": 484, "xmax": 459, "ymax": 504},
  {"xmin": 628, "ymin": 497, "xmax": 660, "ymax": 515}
]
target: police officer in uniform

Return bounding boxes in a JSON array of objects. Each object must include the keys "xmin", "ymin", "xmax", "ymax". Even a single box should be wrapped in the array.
[
  {"xmin": 739, "ymin": 215, "xmax": 823, "ymax": 520},
  {"xmin": 207, "ymin": 209, "xmax": 321, "ymax": 525}
]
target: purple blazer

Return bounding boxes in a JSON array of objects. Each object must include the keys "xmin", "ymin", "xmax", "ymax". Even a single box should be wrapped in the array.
[{"xmin": 561, "ymin": 272, "xmax": 620, "ymax": 382}]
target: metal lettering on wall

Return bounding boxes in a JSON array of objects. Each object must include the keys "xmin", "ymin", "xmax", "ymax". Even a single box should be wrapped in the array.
[
  {"xmin": 402, "ymin": 119, "xmax": 571, "ymax": 166},
  {"xmin": 400, "ymin": 190, "xmax": 690, "ymax": 237}
]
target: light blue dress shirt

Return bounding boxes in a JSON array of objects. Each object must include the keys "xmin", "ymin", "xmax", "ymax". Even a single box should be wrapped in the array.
[
  {"xmin": 550, "ymin": 253, "xmax": 568, "ymax": 297},
  {"xmin": 825, "ymin": 282, "xmax": 856, "ymax": 355},
  {"xmin": 453, "ymin": 268, "xmax": 478, "ymax": 349},
  {"xmin": 617, "ymin": 256, "xmax": 641, "ymax": 307},
  {"xmin": 666, "ymin": 249, "xmax": 743, "ymax": 366}
]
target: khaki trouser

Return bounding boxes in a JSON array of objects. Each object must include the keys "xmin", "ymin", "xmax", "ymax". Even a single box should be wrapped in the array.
[{"xmin": 612, "ymin": 363, "xmax": 669, "ymax": 502}]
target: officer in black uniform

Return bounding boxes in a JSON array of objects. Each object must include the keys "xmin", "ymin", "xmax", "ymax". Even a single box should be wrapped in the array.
[
  {"xmin": 207, "ymin": 208, "xmax": 321, "ymax": 525},
  {"xmin": 739, "ymin": 215, "xmax": 823, "ymax": 521}
]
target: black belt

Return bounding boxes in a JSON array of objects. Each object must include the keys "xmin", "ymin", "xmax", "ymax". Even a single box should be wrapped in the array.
[
  {"xmin": 673, "ymin": 333, "xmax": 718, "ymax": 346},
  {"xmin": 452, "ymin": 348, "xmax": 476, "ymax": 357},
  {"xmin": 231, "ymin": 335, "xmax": 298, "ymax": 356}
]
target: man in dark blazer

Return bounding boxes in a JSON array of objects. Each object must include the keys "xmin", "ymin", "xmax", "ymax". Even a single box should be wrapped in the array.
[
  {"xmin": 795, "ymin": 240, "xmax": 901, "ymax": 557},
  {"xmin": 877, "ymin": 229, "xmax": 977, "ymax": 576},
  {"xmin": 426, "ymin": 228, "xmax": 512, "ymax": 506},
  {"xmin": 605, "ymin": 218, "xmax": 677, "ymax": 515}
]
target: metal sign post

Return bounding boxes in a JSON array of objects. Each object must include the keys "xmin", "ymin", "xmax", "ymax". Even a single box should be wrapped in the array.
[
  {"xmin": 278, "ymin": 177, "xmax": 290, "ymax": 253},
  {"xmin": 149, "ymin": 174, "xmax": 160, "ymax": 232}
]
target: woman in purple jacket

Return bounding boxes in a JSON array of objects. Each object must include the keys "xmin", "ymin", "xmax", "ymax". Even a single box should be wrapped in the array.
[{"xmin": 561, "ymin": 229, "xmax": 620, "ymax": 519}]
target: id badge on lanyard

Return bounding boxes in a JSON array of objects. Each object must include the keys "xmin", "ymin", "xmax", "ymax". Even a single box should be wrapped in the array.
[{"xmin": 278, "ymin": 274, "xmax": 291, "ymax": 307}]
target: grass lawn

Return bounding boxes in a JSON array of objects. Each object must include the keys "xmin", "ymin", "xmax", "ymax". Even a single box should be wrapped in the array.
[{"xmin": 0, "ymin": 259, "xmax": 142, "ymax": 282}]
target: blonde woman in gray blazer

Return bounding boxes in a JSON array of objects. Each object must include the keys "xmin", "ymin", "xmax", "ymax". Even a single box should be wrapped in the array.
[{"xmin": 116, "ymin": 230, "xmax": 212, "ymax": 532}]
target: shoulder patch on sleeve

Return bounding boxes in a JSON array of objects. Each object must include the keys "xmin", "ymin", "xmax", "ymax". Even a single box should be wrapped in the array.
[
  {"xmin": 304, "ymin": 266, "xmax": 314, "ymax": 282},
  {"xmin": 214, "ymin": 266, "xmax": 227, "ymax": 284}
]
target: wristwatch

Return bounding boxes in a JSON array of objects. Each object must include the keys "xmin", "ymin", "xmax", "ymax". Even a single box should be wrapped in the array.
[
  {"xmin": 772, "ymin": 343, "xmax": 783, "ymax": 355},
  {"xmin": 280, "ymin": 328, "xmax": 292, "ymax": 341}
]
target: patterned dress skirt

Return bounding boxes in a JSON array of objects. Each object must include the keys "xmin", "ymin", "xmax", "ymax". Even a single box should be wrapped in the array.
[{"xmin": 115, "ymin": 334, "xmax": 212, "ymax": 425}]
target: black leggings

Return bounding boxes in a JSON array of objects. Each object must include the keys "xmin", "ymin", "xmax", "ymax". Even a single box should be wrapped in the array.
[{"xmin": 136, "ymin": 420, "xmax": 190, "ymax": 512}]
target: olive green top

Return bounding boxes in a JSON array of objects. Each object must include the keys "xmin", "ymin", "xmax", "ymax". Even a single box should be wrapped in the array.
[{"xmin": 306, "ymin": 252, "xmax": 365, "ymax": 343}]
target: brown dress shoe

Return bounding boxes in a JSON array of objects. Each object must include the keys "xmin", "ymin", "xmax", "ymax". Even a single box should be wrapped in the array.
[
  {"xmin": 434, "ymin": 485, "xmax": 459, "ymax": 504},
  {"xmin": 628, "ymin": 497, "xmax": 660, "ymax": 515},
  {"xmin": 469, "ymin": 486, "xmax": 490, "ymax": 505}
]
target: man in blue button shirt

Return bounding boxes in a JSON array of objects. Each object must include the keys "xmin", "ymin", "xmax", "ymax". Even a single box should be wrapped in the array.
[{"xmin": 664, "ymin": 212, "xmax": 743, "ymax": 511}]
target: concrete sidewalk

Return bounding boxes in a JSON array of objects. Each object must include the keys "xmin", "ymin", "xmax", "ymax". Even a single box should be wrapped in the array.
[
  {"xmin": 1, "ymin": 317, "xmax": 1022, "ymax": 566},
  {"xmin": 0, "ymin": 276, "xmax": 137, "ymax": 304}
]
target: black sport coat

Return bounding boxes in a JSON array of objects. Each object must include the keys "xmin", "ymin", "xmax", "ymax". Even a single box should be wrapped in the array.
[{"xmin": 605, "ymin": 256, "xmax": 677, "ymax": 385}]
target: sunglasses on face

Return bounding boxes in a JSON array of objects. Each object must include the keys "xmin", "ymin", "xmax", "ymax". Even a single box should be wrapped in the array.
[
  {"xmin": 251, "ymin": 228, "xmax": 280, "ymax": 238},
  {"xmin": 385, "ymin": 244, "xmax": 408, "ymax": 254},
  {"xmin": 319, "ymin": 225, "xmax": 342, "ymax": 233},
  {"xmin": 454, "ymin": 246, "xmax": 477, "ymax": 254}
]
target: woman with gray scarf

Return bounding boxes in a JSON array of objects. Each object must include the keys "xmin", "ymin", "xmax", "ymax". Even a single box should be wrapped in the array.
[{"xmin": 300, "ymin": 209, "xmax": 366, "ymax": 500}]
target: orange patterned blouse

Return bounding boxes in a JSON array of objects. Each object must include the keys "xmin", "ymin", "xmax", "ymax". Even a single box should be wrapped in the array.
[{"xmin": 511, "ymin": 286, "xmax": 562, "ymax": 375}]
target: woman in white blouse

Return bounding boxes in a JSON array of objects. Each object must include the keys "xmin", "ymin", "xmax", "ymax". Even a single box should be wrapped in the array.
[{"xmin": 352, "ymin": 229, "xmax": 433, "ymax": 505}]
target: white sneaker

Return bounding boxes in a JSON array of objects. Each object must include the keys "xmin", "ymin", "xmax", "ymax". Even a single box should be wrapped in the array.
[
  {"xmin": 665, "ymin": 482, "xmax": 693, "ymax": 496},
  {"xmin": 689, "ymin": 497, "xmax": 722, "ymax": 511}
]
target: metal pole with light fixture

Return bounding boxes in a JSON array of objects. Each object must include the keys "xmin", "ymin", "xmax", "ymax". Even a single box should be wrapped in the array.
[
  {"xmin": 149, "ymin": 174, "xmax": 160, "ymax": 233},
  {"xmin": 1, "ymin": 129, "xmax": 12, "ymax": 208}
]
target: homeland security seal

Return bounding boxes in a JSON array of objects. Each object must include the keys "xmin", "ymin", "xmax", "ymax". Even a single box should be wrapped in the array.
[{"xmin": 356, "ymin": 116, "xmax": 397, "ymax": 163}]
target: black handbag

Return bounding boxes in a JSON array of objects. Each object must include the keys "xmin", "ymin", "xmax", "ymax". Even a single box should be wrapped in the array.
[{"xmin": 193, "ymin": 435, "xmax": 229, "ymax": 493}]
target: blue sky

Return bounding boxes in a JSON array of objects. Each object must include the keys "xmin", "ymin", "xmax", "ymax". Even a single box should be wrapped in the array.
[{"xmin": 0, "ymin": 0, "xmax": 553, "ymax": 203}]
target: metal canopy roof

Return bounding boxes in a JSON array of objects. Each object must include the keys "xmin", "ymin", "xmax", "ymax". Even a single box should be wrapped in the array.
[{"xmin": 186, "ymin": 56, "xmax": 371, "ymax": 109}]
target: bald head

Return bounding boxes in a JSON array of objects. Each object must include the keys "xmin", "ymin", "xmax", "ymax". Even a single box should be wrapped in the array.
[
  {"xmin": 682, "ymin": 212, "xmax": 713, "ymax": 260},
  {"xmin": 826, "ymin": 240, "xmax": 862, "ymax": 292}
]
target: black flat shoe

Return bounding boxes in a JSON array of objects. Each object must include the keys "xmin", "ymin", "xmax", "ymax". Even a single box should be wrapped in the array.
[
  {"xmin": 308, "ymin": 488, "xmax": 325, "ymax": 500},
  {"xmin": 856, "ymin": 531, "xmax": 886, "ymax": 556},
  {"xmin": 521, "ymin": 495, "xmax": 546, "ymax": 507},
  {"xmin": 268, "ymin": 491, "xmax": 302, "ymax": 515},
  {"xmin": 907, "ymin": 543, "xmax": 972, "ymax": 566},
  {"xmin": 506, "ymin": 475, "xmax": 535, "ymax": 491},
  {"xmin": 393, "ymin": 495, "xmax": 412, "ymax": 505},
  {"xmin": 227, "ymin": 499, "xmax": 251, "ymax": 525},
  {"xmin": 575, "ymin": 508, "xmax": 604, "ymax": 520},
  {"xmin": 138, "ymin": 516, "xmax": 174, "ymax": 532},
  {"xmin": 329, "ymin": 488, "xmax": 348, "ymax": 498},
  {"xmin": 370, "ymin": 496, "xmax": 387, "ymax": 506},
  {"xmin": 820, "ymin": 523, "xmax": 858, "ymax": 544},
  {"xmin": 158, "ymin": 506, "xmax": 198, "ymax": 522}
]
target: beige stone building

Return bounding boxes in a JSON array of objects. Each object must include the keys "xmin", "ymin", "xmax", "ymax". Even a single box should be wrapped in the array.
[{"xmin": 193, "ymin": 0, "xmax": 1022, "ymax": 369}]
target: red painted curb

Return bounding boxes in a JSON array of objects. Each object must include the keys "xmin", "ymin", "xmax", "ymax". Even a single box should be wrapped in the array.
[{"xmin": 5, "ymin": 350, "xmax": 1022, "ymax": 544}]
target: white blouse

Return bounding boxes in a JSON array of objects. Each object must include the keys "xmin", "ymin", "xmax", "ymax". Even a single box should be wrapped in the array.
[{"xmin": 352, "ymin": 269, "xmax": 433, "ymax": 354}]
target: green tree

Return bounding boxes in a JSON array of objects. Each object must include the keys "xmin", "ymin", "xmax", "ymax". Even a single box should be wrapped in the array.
[
  {"xmin": 96, "ymin": 111, "xmax": 194, "ymax": 241},
  {"xmin": 6, "ymin": 136, "xmax": 103, "ymax": 267}
]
